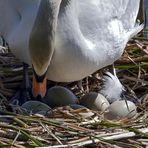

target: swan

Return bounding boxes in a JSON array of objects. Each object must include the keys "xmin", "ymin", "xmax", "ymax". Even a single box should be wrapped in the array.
[{"xmin": 0, "ymin": 0, "xmax": 143, "ymax": 100}]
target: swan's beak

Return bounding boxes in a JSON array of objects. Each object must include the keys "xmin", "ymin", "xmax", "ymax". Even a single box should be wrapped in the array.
[{"xmin": 32, "ymin": 72, "xmax": 47, "ymax": 98}]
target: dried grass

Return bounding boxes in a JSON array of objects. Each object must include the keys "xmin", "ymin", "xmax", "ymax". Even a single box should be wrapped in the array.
[{"xmin": 0, "ymin": 36, "xmax": 147, "ymax": 147}]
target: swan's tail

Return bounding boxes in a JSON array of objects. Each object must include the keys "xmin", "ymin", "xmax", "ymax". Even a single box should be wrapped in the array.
[{"xmin": 127, "ymin": 23, "xmax": 144, "ymax": 39}]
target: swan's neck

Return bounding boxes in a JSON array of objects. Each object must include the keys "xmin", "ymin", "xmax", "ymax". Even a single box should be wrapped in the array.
[{"xmin": 29, "ymin": 0, "xmax": 61, "ymax": 76}]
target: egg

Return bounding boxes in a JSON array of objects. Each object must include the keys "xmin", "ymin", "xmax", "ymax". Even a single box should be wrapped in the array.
[
  {"xmin": 105, "ymin": 100, "xmax": 137, "ymax": 120},
  {"xmin": 80, "ymin": 92, "xmax": 110, "ymax": 111},
  {"xmin": 78, "ymin": 109, "xmax": 95, "ymax": 118},
  {"xmin": 45, "ymin": 86, "xmax": 77, "ymax": 108},
  {"xmin": 70, "ymin": 104, "xmax": 86, "ymax": 110},
  {"xmin": 22, "ymin": 101, "xmax": 51, "ymax": 114}
]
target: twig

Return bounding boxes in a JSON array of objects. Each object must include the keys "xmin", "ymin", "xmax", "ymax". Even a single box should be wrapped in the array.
[
  {"xmin": 116, "ymin": 55, "xmax": 148, "ymax": 64},
  {"xmin": 40, "ymin": 122, "xmax": 63, "ymax": 145},
  {"xmin": 41, "ymin": 128, "xmax": 148, "ymax": 148}
]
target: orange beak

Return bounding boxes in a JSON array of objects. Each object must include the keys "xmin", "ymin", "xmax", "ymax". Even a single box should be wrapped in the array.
[{"xmin": 32, "ymin": 74, "xmax": 47, "ymax": 98}]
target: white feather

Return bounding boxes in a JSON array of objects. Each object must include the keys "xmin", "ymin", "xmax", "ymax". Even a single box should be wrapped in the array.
[{"xmin": 100, "ymin": 72, "xmax": 125, "ymax": 103}]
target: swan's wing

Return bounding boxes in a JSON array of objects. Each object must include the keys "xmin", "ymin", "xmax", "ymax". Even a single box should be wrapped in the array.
[
  {"xmin": 120, "ymin": 0, "xmax": 140, "ymax": 29},
  {"xmin": 118, "ymin": 0, "xmax": 144, "ymax": 39},
  {"xmin": 78, "ymin": 0, "xmax": 141, "ymax": 35}
]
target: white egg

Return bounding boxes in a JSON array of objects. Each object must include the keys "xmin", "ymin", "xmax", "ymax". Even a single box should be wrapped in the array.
[
  {"xmin": 22, "ymin": 101, "xmax": 51, "ymax": 114},
  {"xmin": 105, "ymin": 100, "xmax": 137, "ymax": 120},
  {"xmin": 80, "ymin": 92, "xmax": 110, "ymax": 111},
  {"xmin": 78, "ymin": 110, "xmax": 95, "ymax": 118},
  {"xmin": 45, "ymin": 86, "xmax": 77, "ymax": 108}
]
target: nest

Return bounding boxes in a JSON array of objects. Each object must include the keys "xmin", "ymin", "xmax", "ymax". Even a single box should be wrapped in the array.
[{"xmin": 0, "ymin": 37, "xmax": 147, "ymax": 147}]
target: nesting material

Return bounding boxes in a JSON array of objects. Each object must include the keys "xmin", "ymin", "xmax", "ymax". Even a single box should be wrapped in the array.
[{"xmin": 0, "ymin": 38, "xmax": 147, "ymax": 147}]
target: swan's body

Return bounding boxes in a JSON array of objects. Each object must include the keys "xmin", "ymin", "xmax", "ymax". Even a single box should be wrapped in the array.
[
  {"xmin": 0, "ymin": 0, "xmax": 143, "ymax": 87},
  {"xmin": 51, "ymin": 0, "xmax": 143, "ymax": 82}
]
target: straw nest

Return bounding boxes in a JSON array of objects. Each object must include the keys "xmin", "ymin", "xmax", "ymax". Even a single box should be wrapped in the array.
[{"xmin": 0, "ymin": 36, "xmax": 147, "ymax": 147}]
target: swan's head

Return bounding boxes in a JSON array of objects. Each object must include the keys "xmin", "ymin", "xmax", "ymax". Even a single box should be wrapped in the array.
[{"xmin": 29, "ymin": 0, "xmax": 61, "ymax": 98}]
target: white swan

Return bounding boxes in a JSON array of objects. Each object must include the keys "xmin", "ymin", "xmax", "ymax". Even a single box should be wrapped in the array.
[{"xmin": 0, "ymin": 0, "xmax": 143, "ymax": 98}]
